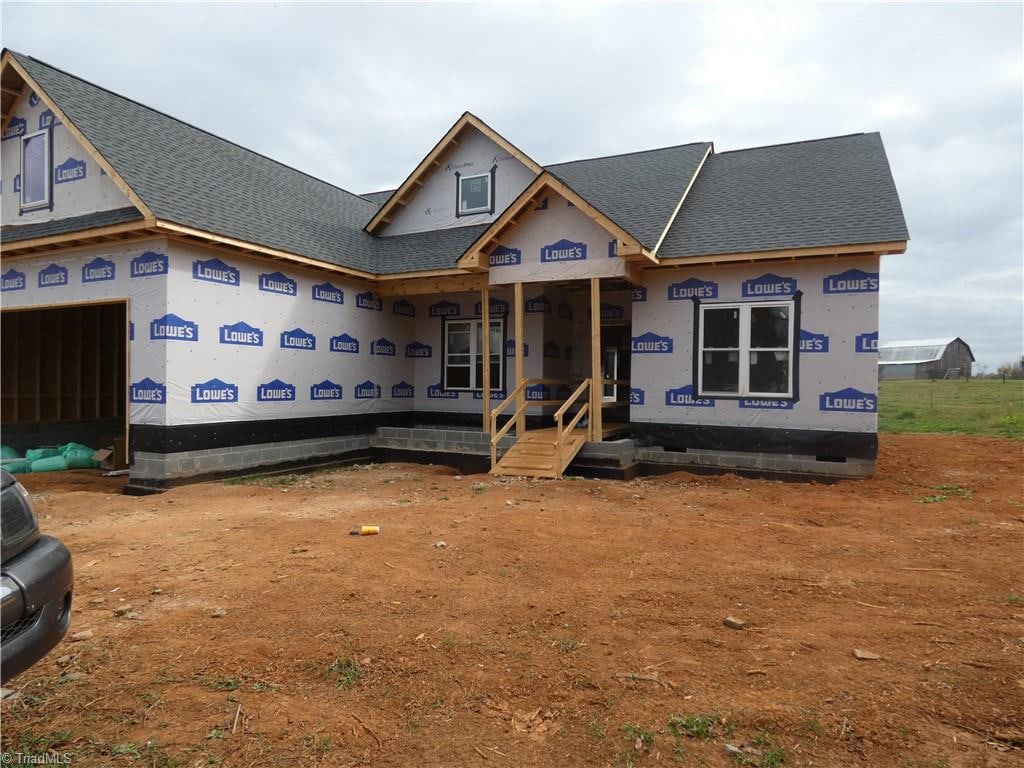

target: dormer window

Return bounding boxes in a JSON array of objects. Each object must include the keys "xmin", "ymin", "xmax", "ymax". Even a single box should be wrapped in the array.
[
  {"xmin": 21, "ymin": 128, "xmax": 51, "ymax": 212},
  {"xmin": 458, "ymin": 172, "xmax": 491, "ymax": 215}
]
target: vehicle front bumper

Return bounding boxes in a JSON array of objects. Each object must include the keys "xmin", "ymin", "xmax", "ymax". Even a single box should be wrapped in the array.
[{"xmin": 1, "ymin": 535, "xmax": 73, "ymax": 684}]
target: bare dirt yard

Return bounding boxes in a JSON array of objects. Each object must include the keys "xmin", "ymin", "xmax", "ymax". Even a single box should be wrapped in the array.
[{"xmin": 2, "ymin": 434, "xmax": 1022, "ymax": 767}]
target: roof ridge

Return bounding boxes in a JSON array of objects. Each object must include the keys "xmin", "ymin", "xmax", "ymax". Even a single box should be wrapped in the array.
[
  {"xmin": 716, "ymin": 132, "xmax": 870, "ymax": 155},
  {"xmin": 544, "ymin": 140, "xmax": 712, "ymax": 169},
  {"xmin": 8, "ymin": 49, "xmax": 374, "ymax": 208}
]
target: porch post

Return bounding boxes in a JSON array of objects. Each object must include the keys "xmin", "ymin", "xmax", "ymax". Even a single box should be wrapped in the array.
[
  {"xmin": 590, "ymin": 277, "xmax": 603, "ymax": 442},
  {"xmin": 514, "ymin": 281, "xmax": 525, "ymax": 435},
  {"xmin": 481, "ymin": 285, "xmax": 491, "ymax": 432}
]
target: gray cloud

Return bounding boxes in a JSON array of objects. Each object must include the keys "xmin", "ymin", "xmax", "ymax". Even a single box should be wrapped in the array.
[{"xmin": 4, "ymin": 2, "xmax": 1021, "ymax": 368}]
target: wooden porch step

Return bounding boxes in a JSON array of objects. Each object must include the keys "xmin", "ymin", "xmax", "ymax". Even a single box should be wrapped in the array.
[{"xmin": 490, "ymin": 428, "xmax": 588, "ymax": 479}]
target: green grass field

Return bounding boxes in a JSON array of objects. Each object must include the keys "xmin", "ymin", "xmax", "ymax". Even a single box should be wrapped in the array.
[{"xmin": 878, "ymin": 379, "xmax": 1024, "ymax": 439}]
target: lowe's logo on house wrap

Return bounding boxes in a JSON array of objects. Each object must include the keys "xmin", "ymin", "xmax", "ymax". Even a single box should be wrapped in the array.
[
  {"xmin": 629, "ymin": 388, "xmax": 645, "ymax": 406},
  {"xmin": 219, "ymin": 321, "xmax": 263, "ymax": 347},
  {"xmin": 312, "ymin": 282, "xmax": 344, "ymax": 304},
  {"xmin": 739, "ymin": 398, "xmax": 794, "ymax": 410},
  {"xmin": 151, "ymin": 313, "xmax": 198, "ymax": 342},
  {"xmin": 392, "ymin": 381, "xmax": 415, "ymax": 399},
  {"xmin": 392, "ymin": 299, "xmax": 415, "ymax": 317},
  {"xmin": 356, "ymin": 291, "xmax": 382, "ymax": 311},
  {"xmin": 543, "ymin": 341, "xmax": 561, "ymax": 359},
  {"xmin": 281, "ymin": 328, "xmax": 316, "ymax": 351},
  {"xmin": 38, "ymin": 264, "xmax": 68, "ymax": 288},
  {"xmin": 39, "ymin": 109, "xmax": 59, "ymax": 130},
  {"xmin": 505, "ymin": 339, "xmax": 528, "ymax": 357},
  {"xmin": 819, "ymin": 387, "xmax": 877, "ymax": 413},
  {"xmin": 257, "ymin": 379, "xmax": 295, "ymax": 402},
  {"xmin": 489, "ymin": 246, "xmax": 521, "ymax": 267},
  {"xmin": 526, "ymin": 383, "xmax": 550, "ymax": 401},
  {"xmin": 406, "ymin": 341, "xmax": 432, "ymax": 358},
  {"xmin": 742, "ymin": 273, "xmax": 797, "ymax": 297},
  {"xmin": 130, "ymin": 378, "xmax": 166, "ymax": 404},
  {"xmin": 82, "ymin": 257, "xmax": 115, "ymax": 283},
  {"xmin": 28, "ymin": 92, "xmax": 40, "ymax": 107},
  {"xmin": 632, "ymin": 332, "xmax": 673, "ymax": 354},
  {"xmin": 540, "ymin": 238, "xmax": 587, "ymax": 263},
  {"xmin": 799, "ymin": 329, "xmax": 830, "ymax": 353},
  {"xmin": 525, "ymin": 295, "xmax": 551, "ymax": 314},
  {"xmin": 131, "ymin": 251, "xmax": 168, "ymax": 277},
  {"xmin": 2, "ymin": 269, "xmax": 27, "ymax": 292},
  {"xmin": 259, "ymin": 271, "xmax": 297, "ymax": 296},
  {"xmin": 473, "ymin": 389, "xmax": 506, "ymax": 401},
  {"xmin": 632, "ymin": 286, "xmax": 648, "ymax": 302},
  {"xmin": 855, "ymin": 331, "xmax": 879, "ymax": 353},
  {"xmin": 311, "ymin": 380, "xmax": 343, "ymax": 400},
  {"xmin": 192, "ymin": 257, "xmax": 239, "ymax": 286},
  {"xmin": 668, "ymin": 277, "xmax": 719, "ymax": 300},
  {"xmin": 427, "ymin": 382, "xmax": 459, "ymax": 400},
  {"xmin": 2, "ymin": 117, "xmax": 26, "ymax": 141},
  {"xmin": 474, "ymin": 298, "xmax": 508, "ymax": 316},
  {"xmin": 54, "ymin": 157, "xmax": 86, "ymax": 185},
  {"xmin": 354, "ymin": 380, "xmax": 381, "ymax": 399},
  {"xmin": 608, "ymin": 240, "xmax": 617, "ymax": 258},
  {"xmin": 823, "ymin": 268, "xmax": 879, "ymax": 294},
  {"xmin": 191, "ymin": 378, "xmax": 238, "ymax": 404},
  {"xmin": 371, "ymin": 337, "xmax": 396, "ymax": 356},
  {"xmin": 601, "ymin": 303, "xmax": 624, "ymax": 321},
  {"xmin": 330, "ymin": 333, "xmax": 359, "ymax": 353},
  {"xmin": 429, "ymin": 300, "xmax": 460, "ymax": 318},
  {"xmin": 665, "ymin": 385, "xmax": 715, "ymax": 407}
]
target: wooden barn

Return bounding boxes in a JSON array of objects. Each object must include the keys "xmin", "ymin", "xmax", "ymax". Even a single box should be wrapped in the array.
[{"xmin": 878, "ymin": 338, "xmax": 975, "ymax": 380}]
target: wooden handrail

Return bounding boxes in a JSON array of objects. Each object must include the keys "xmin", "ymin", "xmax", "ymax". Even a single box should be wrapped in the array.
[
  {"xmin": 491, "ymin": 379, "xmax": 528, "ymax": 427},
  {"xmin": 555, "ymin": 378, "xmax": 591, "ymax": 476},
  {"xmin": 555, "ymin": 378, "xmax": 591, "ymax": 421},
  {"xmin": 490, "ymin": 401, "xmax": 528, "ymax": 468}
]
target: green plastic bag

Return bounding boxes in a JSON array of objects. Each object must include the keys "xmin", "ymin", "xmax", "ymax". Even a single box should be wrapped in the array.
[
  {"xmin": 4, "ymin": 460, "xmax": 32, "ymax": 474},
  {"xmin": 25, "ymin": 447, "xmax": 61, "ymax": 462},
  {"xmin": 65, "ymin": 452, "xmax": 99, "ymax": 470},
  {"xmin": 60, "ymin": 442, "xmax": 95, "ymax": 457},
  {"xmin": 30, "ymin": 455, "xmax": 69, "ymax": 473},
  {"xmin": 0, "ymin": 445, "xmax": 20, "ymax": 460}
]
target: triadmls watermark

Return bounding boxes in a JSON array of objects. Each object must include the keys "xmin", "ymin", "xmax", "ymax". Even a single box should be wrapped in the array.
[{"xmin": 1, "ymin": 752, "xmax": 73, "ymax": 765}]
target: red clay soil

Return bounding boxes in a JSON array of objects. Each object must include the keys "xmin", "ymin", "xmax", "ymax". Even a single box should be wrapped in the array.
[{"xmin": 1, "ymin": 434, "xmax": 1022, "ymax": 767}]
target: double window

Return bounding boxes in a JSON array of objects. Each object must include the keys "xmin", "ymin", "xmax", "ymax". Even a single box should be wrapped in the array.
[
  {"xmin": 698, "ymin": 301, "xmax": 795, "ymax": 397},
  {"xmin": 20, "ymin": 128, "xmax": 51, "ymax": 212},
  {"xmin": 458, "ymin": 172, "xmax": 491, "ymax": 215},
  {"xmin": 443, "ymin": 318, "xmax": 504, "ymax": 391}
]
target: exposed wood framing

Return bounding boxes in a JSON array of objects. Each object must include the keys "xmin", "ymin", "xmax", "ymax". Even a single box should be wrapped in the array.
[
  {"xmin": 375, "ymin": 272, "xmax": 486, "ymax": 296},
  {"xmin": 654, "ymin": 240, "xmax": 908, "ymax": 268},
  {"xmin": 589, "ymin": 277, "xmax": 603, "ymax": 442},
  {"xmin": 2, "ymin": 51, "xmax": 155, "ymax": 219},
  {"xmin": 481, "ymin": 285, "xmax": 491, "ymax": 432},
  {"xmin": 650, "ymin": 143, "xmax": 714, "ymax": 257},
  {"xmin": 1, "ymin": 221, "xmax": 161, "ymax": 259},
  {"xmin": 366, "ymin": 112, "xmax": 543, "ymax": 234}
]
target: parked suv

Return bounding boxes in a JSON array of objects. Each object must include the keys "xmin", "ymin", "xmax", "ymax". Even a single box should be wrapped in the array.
[{"xmin": 1, "ymin": 469, "xmax": 73, "ymax": 683}]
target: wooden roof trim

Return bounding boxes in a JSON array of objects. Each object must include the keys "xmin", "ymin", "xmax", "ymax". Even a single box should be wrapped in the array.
[
  {"xmin": 1, "ymin": 52, "xmax": 156, "ymax": 220},
  {"xmin": 153, "ymin": 220, "xmax": 376, "ymax": 282},
  {"xmin": 650, "ymin": 142, "xmax": 713, "ymax": 258},
  {"xmin": 455, "ymin": 172, "xmax": 650, "ymax": 271},
  {"xmin": 365, "ymin": 112, "xmax": 544, "ymax": 234},
  {"xmin": 653, "ymin": 240, "xmax": 908, "ymax": 268},
  {"xmin": 0, "ymin": 220, "xmax": 160, "ymax": 259}
]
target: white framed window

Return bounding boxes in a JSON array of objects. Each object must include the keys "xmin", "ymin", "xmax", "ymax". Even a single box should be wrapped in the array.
[
  {"xmin": 458, "ymin": 172, "xmax": 491, "ymax": 215},
  {"xmin": 20, "ymin": 128, "xmax": 51, "ymax": 212},
  {"xmin": 443, "ymin": 317, "xmax": 504, "ymax": 391},
  {"xmin": 698, "ymin": 301, "xmax": 794, "ymax": 397}
]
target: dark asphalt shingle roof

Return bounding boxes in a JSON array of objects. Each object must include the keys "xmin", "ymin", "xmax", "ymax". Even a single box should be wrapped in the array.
[
  {"xmin": 1, "ymin": 206, "xmax": 143, "ymax": 243},
  {"xmin": 545, "ymin": 142, "xmax": 712, "ymax": 249},
  {"xmin": 658, "ymin": 133, "xmax": 908, "ymax": 259},
  {"xmin": 360, "ymin": 190, "xmax": 394, "ymax": 207},
  {"xmin": 375, "ymin": 224, "xmax": 490, "ymax": 273}
]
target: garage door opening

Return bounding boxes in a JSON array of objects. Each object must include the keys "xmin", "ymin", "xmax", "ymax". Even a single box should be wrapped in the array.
[{"xmin": 1, "ymin": 302, "xmax": 128, "ymax": 461}]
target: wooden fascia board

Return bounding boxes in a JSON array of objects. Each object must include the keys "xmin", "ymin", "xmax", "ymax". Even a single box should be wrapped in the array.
[
  {"xmin": 2, "ymin": 54, "xmax": 155, "ymax": 220},
  {"xmin": 650, "ymin": 143, "xmax": 713, "ymax": 258},
  {"xmin": 153, "ymin": 220, "xmax": 377, "ymax": 282},
  {"xmin": 366, "ymin": 113, "xmax": 543, "ymax": 234},
  {"xmin": 653, "ymin": 240, "xmax": 908, "ymax": 268},
  {"xmin": 0, "ymin": 220, "xmax": 159, "ymax": 258},
  {"xmin": 375, "ymin": 272, "xmax": 487, "ymax": 297}
]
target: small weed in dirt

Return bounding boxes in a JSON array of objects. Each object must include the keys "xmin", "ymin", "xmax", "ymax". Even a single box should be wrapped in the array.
[
  {"xmin": 1007, "ymin": 593, "xmax": 1023, "ymax": 605},
  {"xmin": 796, "ymin": 713, "xmax": 825, "ymax": 738},
  {"xmin": 557, "ymin": 637, "xmax": 582, "ymax": 653},
  {"xmin": 17, "ymin": 730, "xmax": 74, "ymax": 752},
  {"xmin": 251, "ymin": 680, "xmax": 278, "ymax": 692},
  {"xmin": 621, "ymin": 723, "xmax": 654, "ymax": 759},
  {"xmin": 751, "ymin": 734, "xmax": 787, "ymax": 767},
  {"xmin": 109, "ymin": 742, "xmax": 142, "ymax": 757},
  {"xmin": 203, "ymin": 677, "xmax": 240, "ymax": 691},
  {"xmin": 668, "ymin": 713, "xmax": 716, "ymax": 740},
  {"xmin": 916, "ymin": 494, "xmax": 948, "ymax": 504},
  {"xmin": 931, "ymin": 484, "xmax": 973, "ymax": 498},
  {"xmin": 326, "ymin": 657, "xmax": 363, "ymax": 688},
  {"xmin": 206, "ymin": 729, "xmax": 227, "ymax": 740},
  {"xmin": 302, "ymin": 734, "xmax": 333, "ymax": 756}
]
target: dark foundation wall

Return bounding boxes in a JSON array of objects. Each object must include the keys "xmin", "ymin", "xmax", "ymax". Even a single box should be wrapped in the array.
[{"xmin": 1, "ymin": 303, "xmax": 127, "ymax": 452}]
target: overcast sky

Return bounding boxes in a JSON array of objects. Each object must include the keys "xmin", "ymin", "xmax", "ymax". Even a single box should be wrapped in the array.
[{"xmin": 4, "ymin": 2, "xmax": 1022, "ymax": 369}]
